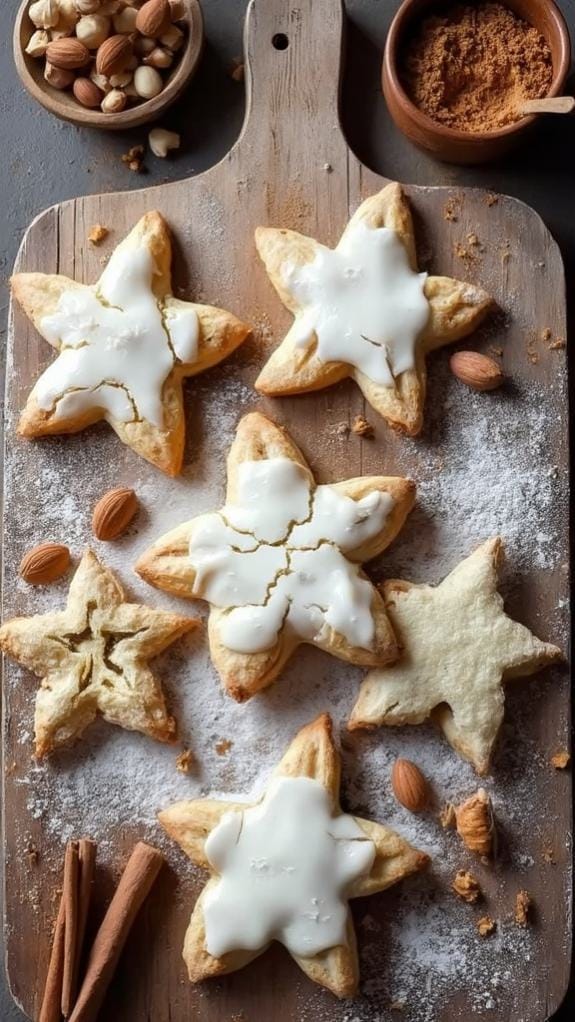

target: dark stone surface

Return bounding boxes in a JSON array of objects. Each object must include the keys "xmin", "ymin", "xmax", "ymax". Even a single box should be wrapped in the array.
[{"xmin": 0, "ymin": 0, "xmax": 573, "ymax": 1018}]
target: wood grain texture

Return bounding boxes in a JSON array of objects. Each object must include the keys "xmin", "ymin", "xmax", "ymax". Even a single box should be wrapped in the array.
[{"xmin": 2, "ymin": 1, "xmax": 570, "ymax": 1020}]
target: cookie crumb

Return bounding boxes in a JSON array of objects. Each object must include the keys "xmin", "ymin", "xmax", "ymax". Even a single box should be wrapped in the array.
[
  {"xmin": 443, "ymin": 198, "xmax": 459, "ymax": 222},
  {"xmin": 323, "ymin": 162, "xmax": 333, "ymax": 172},
  {"xmin": 542, "ymin": 844, "xmax": 556, "ymax": 864},
  {"xmin": 488, "ymin": 345, "xmax": 503, "ymax": 358},
  {"xmin": 229, "ymin": 59, "xmax": 245, "ymax": 82},
  {"xmin": 515, "ymin": 890, "xmax": 531, "ymax": 927},
  {"xmin": 121, "ymin": 145, "xmax": 145, "ymax": 172},
  {"xmin": 485, "ymin": 193, "xmax": 499, "ymax": 206},
  {"xmin": 551, "ymin": 750, "xmax": 570, "ymax": 769},
  {"xmin": 352, "ymin": 414, "xmax": 374, "ymax": 438},
  {"xmin": 215, "ymin": 738, "xmax": 233, "ymax": 756},
  {"xmin": 440, "ymin": 802, "xmax": 456, "ymax": 828},
  {"xmin": 452, "ymin": 870, "xmax": 481, "ymax": 903},
  {"xmin": 26, "ymin": 844, "xmax": 39, "ymax": 867},
  {"xmin": 476, "ymin": 915, "xmax": 496, "ymax": 937},
  {"xmin": 88, "ymin": 224, "xmax": 109, "ymax": 246},
  {"xmin": 549, "ymin": 337, "xmax": 566, "ymax": 350},
  {"xmin": 176, "ymin": 749, "xmax": 194, "ymax": 774},
  {"xmin": 540, "ymin": 327, "xmax": 552, "ymax": 342}
]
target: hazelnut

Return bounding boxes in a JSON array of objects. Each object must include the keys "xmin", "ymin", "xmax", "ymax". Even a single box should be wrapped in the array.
[
  {"xmin": 109, "ymin": 70, "xmax": 133, "ymax": 88},
  {"xmin": 101, "ymin": 87, "xmax": 127, "ymax": 112},
  {"xmin": 29, "ymin": 1, "xmax": 59, "ymax": 30},
  {"xmin": 112, "ymin": 7, "xmax": 139, "ymax": 33},
  {"xmin": 76, "ymin": 14, "xmax": 111, "ymax": 49},
  {"xmin": 89, "ymin": 69, "xmax": 112, "ymax": 93},
  {"xmin": 144, "ymin": 46, "xmax": 174, "ymax": 69},
  {"xmin": 25, "ymin": 29, "xmax": 50, "ymax": 58},
  {"xmin": 44, "ymin": 61, "xmax": 75, "ymax": 89},
  {"xmin": 159, "ymin": 24, "xmax": 184, "ymax": 51},
  {"xmin": 133, "ymin": 65, "xmax": 163, "ymax": 99},
  {"xmin": 134, "ymin": 36, "xmax": 157, "ymax": 57},
  {"xmin": 73, "ymin": 76, "xmax": 104, "ymax": 108}
]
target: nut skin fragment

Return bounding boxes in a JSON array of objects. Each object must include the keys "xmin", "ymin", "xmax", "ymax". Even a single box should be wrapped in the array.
[
  {"xmin": 452, "ymin": 870, "xmax": 481, "ymax": 903},
  {"xmin": 455, "ymin": 788, "xmax": 495, "ymax": 856},
  {"xmin": 515, "ymin": 890, "xmax": 531, "ymax": 927},
  {"xmin": 477, "ymin": 915, "xmax": 496, "ymax": 937},
  {"xmin": 550, "ymin": 750, "xmax": 570, "ymax": 769}
]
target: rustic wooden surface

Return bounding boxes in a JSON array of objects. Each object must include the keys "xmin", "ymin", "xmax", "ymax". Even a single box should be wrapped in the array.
[{"xmin": 2, "ymin": 1, "xmax": 570, "ymax": 1020}]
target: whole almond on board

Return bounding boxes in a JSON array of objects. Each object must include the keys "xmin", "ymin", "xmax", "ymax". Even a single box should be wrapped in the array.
[
  {"xmin": 46, "ymin": 37, "xmax": 91, "ymax": 69},
  {"xmin": 19, "ymin": 544, "xmax": 70, "ymax": 585},
  {"xmin": 391, "ymin": 758, "xmax": 429, "ymax": 812},
  {"xmin": 96, "ymin": 34, "xmax": 133, "ymax": 77},
  {"xmin": 92, "ymin": 488, "xmax": 139, "ymax": 540},
  {"xmin": 136, "ymin": 0, "xmax": 172, "ymax": 37},
  {"xmin": 449, "ymin": 351, "xmax": 504, "ymax": 392},
  {"xmin": 73, "ymin": 77, "xmax": 103, "ymax": 108}
]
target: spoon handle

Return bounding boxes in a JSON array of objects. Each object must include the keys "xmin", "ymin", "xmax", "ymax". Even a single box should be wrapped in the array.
[{"xmin": 519, "ymin": 96, "xmax": 575, "ymax": 115}]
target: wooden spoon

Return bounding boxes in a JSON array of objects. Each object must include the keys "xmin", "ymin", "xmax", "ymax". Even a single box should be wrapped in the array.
[{"xmin": 518, "ymin": 96, "xmax": 575, "ymax": 116}]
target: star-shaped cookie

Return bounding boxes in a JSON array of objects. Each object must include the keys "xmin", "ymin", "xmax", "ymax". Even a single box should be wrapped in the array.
[
  {"xmin": 136, "ymin": 411, "xmax": 415, "ymax": 701},
  {"xmin": 11, "ymin": 212, "xmax": 250, "ymax": 475},
  {"xmin": 349, "ymin": 539, "xmax": 562, "ymax": 774},
  {"xmin": 0, "ymin": 550, "xmax": 198, "ymax": 757},
  {"xmin": 255, "ymin": 182, "xmax": 492, "ymax": 435},
  {"xmin": 159, "ymin": 713, "xmax": 428, "ymax": 998}
]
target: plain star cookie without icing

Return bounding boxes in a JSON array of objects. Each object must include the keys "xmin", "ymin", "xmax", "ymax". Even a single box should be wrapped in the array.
[
  {"xmin": 0, "ymin": 550, "xmax": 198, "ymax": 757},
  {"xmin": 255, "ymin": 182, "xmax": 493, "ymax": 435},
  {"xmin": 348, "ymin": 539, "xmax": 562, "ymax": 774},
  {"xmin": 135, "ymin": 411, "xmax": 415, "ymax": 701},
  {"xmin": 159, "ymin": 713, "xmax": 428, "ymax": 998},
  {"xmin": 11, "ymin": 212, "xmax": 250, "ymax": 475}
]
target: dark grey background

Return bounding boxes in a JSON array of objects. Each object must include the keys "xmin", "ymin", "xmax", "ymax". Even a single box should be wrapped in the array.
[{"xmin": 1, "ymin": 0, "xmax": 573, "ymax": 1018}]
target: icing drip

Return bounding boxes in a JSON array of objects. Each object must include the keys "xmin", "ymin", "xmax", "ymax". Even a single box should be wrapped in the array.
[
  {"xmin": 285, "ymin": 221, "xmax": 429, "ymax": 386},
  {"xmin": 36, "ymin": 247, "xmax": 199, "ymax": 427},
  {"xmin": 189, "ymin": 457, "xmax": 393, "ymax": 653},
  {"xmin": 203, "ymin": 775, "xmax": 375, "ymax": 958}
]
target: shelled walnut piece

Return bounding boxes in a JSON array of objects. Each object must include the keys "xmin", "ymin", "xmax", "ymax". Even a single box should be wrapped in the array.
[
  {"xmin": 455, "ymin": 788, "xmax": 495, "ymax": 857},
  {"xmin": 25, "ymin": 0, "xmax": 188, "ymax": 113}
]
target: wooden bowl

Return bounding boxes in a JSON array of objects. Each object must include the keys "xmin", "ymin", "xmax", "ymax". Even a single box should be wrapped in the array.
[
  {"xmin": 382, "ymin": 0, "xmax": 571, "ymax": 164},
  {"xmin": 13, "ymin": 0, "xmax": 204, "ymax": 131}
]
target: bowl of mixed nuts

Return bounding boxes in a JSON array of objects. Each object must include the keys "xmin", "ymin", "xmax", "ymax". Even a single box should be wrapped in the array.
[{"xmin": 14, "ymin": 0, "xmax": 204, "ymax": 129}]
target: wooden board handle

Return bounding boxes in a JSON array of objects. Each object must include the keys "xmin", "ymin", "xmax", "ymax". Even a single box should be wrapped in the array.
[{"xmin": 238, "ymin": 0, "xmax": 348, "ymax": 166}]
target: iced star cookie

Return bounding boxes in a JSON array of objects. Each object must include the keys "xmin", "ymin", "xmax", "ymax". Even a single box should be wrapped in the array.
[
  {"xmin": 11, "ymin": 212, "xmax": 250, "ymax": 475},
  {"xmin": 255, "ymin": 183, "xmax": 492, "ymax": 435},
  {"xmin": 0, "ymin": 550, "xmax": 198, "ymax": 757},
  {"xmin": 159, "ymin": 713, "xmax": 428, "ymax": 997},
  {"xmin": 136, "ymin": 412, "xmax": 415, "ymax": 701},
  {"xmin": 349, "ymin": 539, "xmax": 562, "ymax": 774}
]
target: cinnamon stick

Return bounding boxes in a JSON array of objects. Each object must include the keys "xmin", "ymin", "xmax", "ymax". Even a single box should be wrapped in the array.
[
  {"xmin": 39, "ymin": 896, "xmax": 66, "ymax": 1022},
  {"xmin": 69, "ymin": 840, "xmax": 97, "ymax": 1014},
  {"xmin": 68, "ymin": 842, "xmax": 164, "ymax": 1022},
  {"xmin": 61, "ymin": 840, "xmax": 80, "ymax": 1018}
]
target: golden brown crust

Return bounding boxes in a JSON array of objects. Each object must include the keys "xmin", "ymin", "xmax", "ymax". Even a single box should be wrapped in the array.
[
  {"xmin": 11, "ymin": 212, "xmax": 251, "ymax": 475},
  {"xmin": 158, "ymin": 714, "xmax": 428, "ymax": 997},
  {"xmin": 255, "ymin": 184, "xmax": 492, "ymax": 434}
]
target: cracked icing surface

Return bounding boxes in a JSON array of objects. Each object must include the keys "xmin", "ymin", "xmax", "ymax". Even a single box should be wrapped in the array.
[
  {"xmin": 189, "ymin": 457, "xmax": 393, "ymax": 652},
  {"xmin": 203, "ymin": 775, "xmax": 374, "ymax": 958},
  {"xmin": 285, "ymin": 221, "xmax": 429, "ymax": 386},
  {"xmin": 37, "ymin": 246, "xmax": 199, "ymax": 427}
]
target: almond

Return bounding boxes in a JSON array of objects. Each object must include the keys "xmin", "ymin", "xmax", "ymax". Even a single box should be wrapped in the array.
[
  {"xmin": 96, "ymin": 34, "xmax": 133, "ymax": 77},
  {"xmin": 136, "ymin": 0, "xmax": 171, "ymax": 38},
  {"xmin": 391, "ymin": 758, "xmax": 429, "ymax": 812},
  {"xmin": 449, "ymin": 351, "xmax": 504, "ymax": 392},
  {"xmin": 92, "ymin": 487, "xmax": 139, "ymax": 541},
  {"xmin": 73, "ymin": 77, "xmax": 103, "ymax": 108},
  {"xmin": 19, "ymin": 543, "xmax": 70, "ymax": 585},
  {"xmin": 45, "ymin": 37, "xmax": 90, "ymax": 69}
]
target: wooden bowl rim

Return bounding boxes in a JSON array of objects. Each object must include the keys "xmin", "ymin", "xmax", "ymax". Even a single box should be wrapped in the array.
[
  {"xmin": 382, "ymin": 0, "xmax": 572, "ymax": 144},
  {"xmin": 13, "ymin": 0, "xmax": 204, "ymax": 131}
]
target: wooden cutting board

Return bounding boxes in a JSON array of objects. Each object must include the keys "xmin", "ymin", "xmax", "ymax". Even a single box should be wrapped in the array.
[{"xmin": 3, "ymin": 1, "xmax": 570, "ymax": 1020}]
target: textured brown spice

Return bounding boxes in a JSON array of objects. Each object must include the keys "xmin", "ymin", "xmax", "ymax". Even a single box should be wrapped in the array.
[{"xmin": 401, "ymin": 2, "xmax": 553, "ymax": 133}]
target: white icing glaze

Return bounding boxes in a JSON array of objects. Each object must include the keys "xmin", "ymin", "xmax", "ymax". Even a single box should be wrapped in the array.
[
  {"xmin": 284, "ymin": 221, "xmax": 429, "ymax": 386},
  {"xmin": 189, "ymin": 457, "xmax": 393, "ymax": 653},
  {"xmin": 36, "ymin": 247, "xmax": 199, "ymax": 427},
  {"xmin": 203, "ymin": 775, "xmax": 375, "ymax": 958}
]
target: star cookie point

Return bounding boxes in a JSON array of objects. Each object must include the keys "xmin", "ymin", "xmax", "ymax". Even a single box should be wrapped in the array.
[
  {"xmin": 159, "ymin": 713, "xmax": 428, "ymax": 998},
  {"xmin": 255, "ymin": 182, "xmax": 492, "ymax": 434},
  {"xmin": 0, "ymin": 549, "xmax": 199, "ymax": 757},
  {"xmin": 349, "ymin": 538, "xmax": 562, "ymax": 773},
  {"xmin": 136, "ymin": 412, "xmax": 415, "ymax": 700},
  {"xmin": 11, "ymin": 212, "xmax": 251, "ymax": 474}
]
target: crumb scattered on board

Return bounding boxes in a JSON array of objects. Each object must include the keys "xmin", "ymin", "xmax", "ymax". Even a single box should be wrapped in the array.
[
  {"xmin": 175, "ymin": 749, "xmax": 194, "ymax": 774},
  {"xmin": 121, "ymin": 145, "xmax": 145, "ymax": 173},
  {"xmin": 352, "ymin": 414, "xmax": 374, "ymax": 437},
  {"xmin": 515, "ymin": 890, "xmax": 531, "ymax": 927},
  {"xmin": 452, "ymin": 870, "xmax": 481, "ymax": 903},
  {"xmin": 477, "ymin": 916, "xmax": 496, "ymax": 937},
  {"xmin": 88, "ymin": 224, "xmax": 109, "ymax": 246},
  {"xmin": 550, "ymin": 750, "xmax": 570, "ymax": 769}
]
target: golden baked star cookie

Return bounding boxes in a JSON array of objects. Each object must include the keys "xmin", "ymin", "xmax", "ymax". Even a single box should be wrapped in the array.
[
  {"xmin": 159, "ymin": 713, "xmax": 428, "ymax": 998},
  {"xmin": 136, "ymin": 411, "xmax": 415, "ymax": 701},
  {"xmin": 11, "ymin": 212, "xmax": 250, "ymax": 475},
  {"xmin": 0, "ymin": 550, "xmax": 198, "ymax": 757},
  {"xmin": 255, "ymin": 182, "xmax": 492, "ymax": 435},
  {"xmin": 349, "ymin": 539, "xmax": 562, "ymax": 774}
]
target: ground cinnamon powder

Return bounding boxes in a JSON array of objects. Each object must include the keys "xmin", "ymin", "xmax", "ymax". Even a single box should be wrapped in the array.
[{"xmin": 401, "ymin": 2, "xmax": 553, "ymax": 132}]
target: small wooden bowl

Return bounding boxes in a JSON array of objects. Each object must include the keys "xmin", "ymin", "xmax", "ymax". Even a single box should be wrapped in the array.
[
  {"xmin": 14, "ymin": 0, "xmax": 204, "ymax": 131},
  {"xmin": 383, "ymin": 0, "xmax": 571, "ymax": 164}
]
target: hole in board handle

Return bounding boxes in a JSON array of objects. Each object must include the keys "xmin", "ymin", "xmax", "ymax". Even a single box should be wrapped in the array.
[{"xmin": 272, "ymin": 33, "xmax": 289, "ymax": 50}]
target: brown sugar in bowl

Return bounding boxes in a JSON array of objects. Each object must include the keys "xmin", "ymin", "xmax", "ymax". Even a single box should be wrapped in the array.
[
  {"xmin": 14, "ymin": 0, "xmax": 204, "ymax": 130},
  {"xmin": 382, "ymin": 0, "xmax": 571, "ymax": 164}
]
